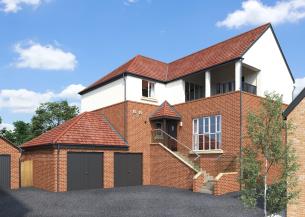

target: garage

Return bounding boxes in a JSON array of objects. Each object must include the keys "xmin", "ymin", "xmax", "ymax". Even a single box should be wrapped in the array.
[
  {"xmin": 0, "ymin": 136, "xmax": 20, "ymax": 189},
  {"xmin": 0, "ymin": 155, "xmax": 11, "ymax": 189},
  {"xmin": 67, "ymin": 152, "xmax": 103, "ymax": 191},
  {"xmin": 114, "ymin": 153, "xmax": 142, "ymax": 187}
]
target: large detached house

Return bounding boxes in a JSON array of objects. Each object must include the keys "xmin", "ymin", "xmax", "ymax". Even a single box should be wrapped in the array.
[{"xmin": 21, "ymin": 23, "xmax": 294, "ymax": 195}]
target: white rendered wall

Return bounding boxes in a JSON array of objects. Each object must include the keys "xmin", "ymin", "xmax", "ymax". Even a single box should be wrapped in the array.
[
  {"xmin": 81, "ymin": 78, "xmax": 124, "ymax": 112},
  {"xmin": 242, "ymin": 28, "xmax": 294, "ymax": 104},
  {"xmin": 165, "ymin": 79, "xmax": 185, "ymax": 105},
  {"xmin": 126, "ymin": 75, "xmax": 185, "ymax": 105}
]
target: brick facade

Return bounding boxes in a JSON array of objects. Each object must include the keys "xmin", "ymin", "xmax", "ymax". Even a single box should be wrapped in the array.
[
  {"xmin": 22, "ymin": 91, "xmax": 278, "ymax": 194},
  {"xmin": 287, "ymin": 99, "xmax": 305, "ymax": 217},
  {"xmin": 0, "ymin": 137, "xmax": 20, "ymax": 189},
  {"xmin": 21, "ymin": 150, "xmax": 57, "ymax": 192}
]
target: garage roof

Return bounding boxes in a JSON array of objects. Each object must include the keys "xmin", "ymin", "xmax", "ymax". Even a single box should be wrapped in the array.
[{"xmin": 22, "ymin": 111, "xmax": 127, "ymax": 148}]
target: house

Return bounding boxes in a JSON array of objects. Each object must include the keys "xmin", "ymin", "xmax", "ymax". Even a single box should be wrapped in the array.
[
  {"xmin": 0, "ymin": 136, "xmax": 20, "ymax": 189},
  {"xmin": 21, "ymin": 23, "xmax": 294, "ymax": 194},
  {"xmin": 283, "ymin": 88, "xmax": 305, "ymax": 217}
]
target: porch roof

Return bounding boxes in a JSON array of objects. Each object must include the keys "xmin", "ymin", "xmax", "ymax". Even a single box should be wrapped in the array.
[{"xmin": 150, "ymin": 101, "xmax": 181, "ymax": 120}]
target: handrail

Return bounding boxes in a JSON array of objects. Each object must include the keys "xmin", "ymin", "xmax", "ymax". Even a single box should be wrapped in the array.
[{"xmin": 151, "ymin": 129, "xmax": 200, "ymax": 161}]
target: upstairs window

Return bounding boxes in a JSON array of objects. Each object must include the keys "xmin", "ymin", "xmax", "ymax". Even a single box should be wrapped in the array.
[
  {"xmin": 185, "ymin": 81, "xmax": 204, "ymax": 102},
  {"xmin": 142, "ymin": 80, "xmax": 155, "ymax": 98},
  {"xmin": 193, "ymin": 115, "xmax": 222, "ymax": 151}
]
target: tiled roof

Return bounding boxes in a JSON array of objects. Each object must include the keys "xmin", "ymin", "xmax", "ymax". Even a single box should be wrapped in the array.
[
  {"xmin": 150, "ymin": 101, "xmax": 181, "ymax": 120},
  {"xmin": 80, "ymin": 24, "xmax": 270, "ymax": 95},
  {"xmin": 22, "ymin": 111, "xmax": 127, "ymax": 148}
]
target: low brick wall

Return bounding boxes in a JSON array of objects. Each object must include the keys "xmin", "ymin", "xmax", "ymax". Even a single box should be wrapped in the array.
[
  {"xmin": 150, "ymin": 143, "xmax": 196, "ymax": 190},
  {"xmin": 214, "ymin": 172, "xmax": 240, "ymax": 196},
  {"xmin": 192, "ymin": 171, "xmax": 205, "ymax": 193}
]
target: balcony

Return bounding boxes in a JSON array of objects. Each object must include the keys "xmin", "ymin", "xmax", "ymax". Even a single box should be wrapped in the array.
[{"xmin": 183, "ymin": 60, "xmax": 259, "ymax": 102}]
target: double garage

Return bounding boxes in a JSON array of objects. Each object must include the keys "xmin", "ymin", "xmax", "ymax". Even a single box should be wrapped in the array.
[{"xmin": 67, "ymin": 152, "xmax": 142, "ymax": 191}]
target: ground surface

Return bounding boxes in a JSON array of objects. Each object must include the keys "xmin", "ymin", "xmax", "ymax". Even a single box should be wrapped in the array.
[{"xmin": 0, "ymin": 186, "xmax": 263, "ymax": 217}]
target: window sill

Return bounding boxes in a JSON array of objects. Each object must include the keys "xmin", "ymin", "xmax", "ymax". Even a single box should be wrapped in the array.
[
  {"xmin": 141, "ymin": 97, "xmax": 158, "ymax": 103},
  {"xmin": 191, "ymin": 149, "xmax": 224, "ymax": 154}
]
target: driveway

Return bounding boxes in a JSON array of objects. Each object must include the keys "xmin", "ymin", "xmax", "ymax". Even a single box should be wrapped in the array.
[{"xmin": 0, "ymin": 186, "xmax": 263, "ymax": 217}]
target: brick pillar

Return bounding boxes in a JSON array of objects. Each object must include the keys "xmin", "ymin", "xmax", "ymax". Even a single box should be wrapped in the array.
[{"xmin": 104, "ymin": 152, "xmax": 114, "ymax": 188}]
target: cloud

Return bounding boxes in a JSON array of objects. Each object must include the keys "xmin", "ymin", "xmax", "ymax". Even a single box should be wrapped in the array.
[
  {"xmin": 13, "ymin": 41, "xmax": 77, "ymax": 71},
  {"xmin": 124, "ymin": 0, "xmax": 138, "ymax": 6},
  {"xmin": 0, "ymin": 0, "xmax": 45, "ymax": 13},
  {"xmin": 0, "ymin": 84, "xmax": 85, "ymax": 113},
  {"xmin": 57, "ymin": 84, "xmax": 85, "ymax": 100},
  {"xmin": 0, "ymin": 122, "xmax": 14, "ymax": 131},
  {"xmin": 217, "ymin": 0, "xmax": 305, "ymax": 29},
  {"xmin": 294, "ymin": 77, "xmax": 305, "ymax": 98}
]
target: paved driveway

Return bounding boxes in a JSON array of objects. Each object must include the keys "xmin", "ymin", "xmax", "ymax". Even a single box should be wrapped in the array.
[{"xmin": 0, "ymin": 186, "xmax": 263, "ymax": 217}]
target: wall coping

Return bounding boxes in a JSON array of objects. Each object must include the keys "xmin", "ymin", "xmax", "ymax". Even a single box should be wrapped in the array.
[
  {"xmin": 193, "ymin": 170, "xmax": 203, "ymax": 180},
  {"xmin": 215, "ymin": 172, "xmax": 238, "ymax": 181},
  {"xmin": 151, "ymin": 143, "xmax": 199, "ymax": 173}
]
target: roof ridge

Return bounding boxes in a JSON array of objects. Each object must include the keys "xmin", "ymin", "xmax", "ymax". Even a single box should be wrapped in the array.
[
  {"xmin": 168, "ymin": 23, "xmax": 270, "ymax": 65},
  {"xmin": 100, "ymin": 113, "xmax": 128, "ymax": 145},
  {"xmin": 52, "ymin": 112, "xmax": 87, "ymax": 144}
]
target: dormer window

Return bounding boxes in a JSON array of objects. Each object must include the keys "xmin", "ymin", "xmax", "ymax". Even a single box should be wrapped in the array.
[{"xmin": 142, "ymin": 80, "xmax": 155, "ymax": 98}]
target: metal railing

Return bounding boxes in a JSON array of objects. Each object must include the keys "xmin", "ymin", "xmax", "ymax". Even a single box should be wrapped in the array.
[
  {"xmin": 214, "ymin": 154, "xmax": 238, "ymax": 175},
  {"xmin": 242, "ymin": 82, "xmax": 257, "ymax": 95},
  {"xmin": 151, "ymin": 129, "xmax": 200, "ymax": 162}
]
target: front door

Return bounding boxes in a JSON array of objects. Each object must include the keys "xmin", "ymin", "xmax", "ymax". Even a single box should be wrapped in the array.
[{"xmin": 166, "ymin": 120, "xmax": 178, "ymax": 151}]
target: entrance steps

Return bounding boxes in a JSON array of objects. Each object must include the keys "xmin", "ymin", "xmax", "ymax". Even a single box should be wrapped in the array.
[{"xmin": 200, "ymin": 171, "xmax": 215, "ymax": 194}]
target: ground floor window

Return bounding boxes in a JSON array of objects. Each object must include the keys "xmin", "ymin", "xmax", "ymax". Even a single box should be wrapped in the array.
[{"xmin": 192, "ymin": 115, "xmax": 222, "ymax": 151}]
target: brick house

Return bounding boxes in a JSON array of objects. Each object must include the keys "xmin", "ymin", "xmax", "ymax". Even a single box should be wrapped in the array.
[
  {"xmin": 0, "ymin": 136, "xmax": 21, "ymax": 189},
  {"xmin": 21, "ymin": 23, "xmax": 295, "ymax": 195},
  {"xmin": 284, "ymin": 88, "xmax": 305, "ymax": 217}
]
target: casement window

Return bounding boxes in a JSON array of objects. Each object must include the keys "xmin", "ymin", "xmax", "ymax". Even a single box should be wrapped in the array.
[
  {"xmin": 192, "ymin": 115, "xmax": 222, "ymax": 151},
  {"xmin": 142, "ymin": 80, "xmax": 155, "ymax": 98},
  {"xmin": 185, "ymin": 81, "xmax": 204, "ymax": 102}
]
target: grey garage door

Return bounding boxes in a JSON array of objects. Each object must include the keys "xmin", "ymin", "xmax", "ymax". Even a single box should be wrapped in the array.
[
  {"xmin": 114, "ymin": 153, "xmax": 142, "ymax": 187},
  {"xmin": 0, "ymin": 155, "xmax": 11, "ymax": 189},
  {"xmin": 67, "ymin": 152, "xmax": 103, "ymax": 191}
]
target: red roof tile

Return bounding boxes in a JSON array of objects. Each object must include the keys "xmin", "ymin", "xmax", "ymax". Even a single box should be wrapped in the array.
[
  {"xmin": 80, "ymin": 24, "xmax": 270, "ymax": 95},
  {"xmin": 150, "ymin": 101, "xmax": 181, "ymax": 120},
  {"xmin": 22, "ymin": 111, "xmax": 127, "ymax": 148}
]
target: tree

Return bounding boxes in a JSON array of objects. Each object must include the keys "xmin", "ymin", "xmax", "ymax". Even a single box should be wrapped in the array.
[
  {"xmin": 31, "ymin": 101, "xmax": 79, "ymax": 137},
  {"xmin": 240, "ymin": 93, "xmax": 299, "ymax": 216}
]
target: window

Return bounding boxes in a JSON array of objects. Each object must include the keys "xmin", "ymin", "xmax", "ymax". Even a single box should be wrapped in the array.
[
  {"xmin": 185, "ymin": 81, "xmax": 204, "ymax": 102},
  {"xmin": 192, "ymin": 115, "xmax": 222, "ymax": 151},
  {"xmin": 216, "ymin": 81, "xmax": 235, "ymax": 94},
  {"xmin": 142, "ymin": 80, "xmax": 155, "ymax": 98}
]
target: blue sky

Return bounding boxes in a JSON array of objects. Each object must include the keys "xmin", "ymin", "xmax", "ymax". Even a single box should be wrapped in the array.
[{"xmin": 1, "ymin": 0, "xmax": 305, "ymax": 129}]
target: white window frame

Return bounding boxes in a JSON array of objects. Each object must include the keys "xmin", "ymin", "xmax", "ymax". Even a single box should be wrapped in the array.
[
  {"xmin": 142, "ymin": 80, "xmax": 155, "ymax": 98},
  {"xmin": 192, "ymin": 115, "xmax": 222, "ymax": 151}
]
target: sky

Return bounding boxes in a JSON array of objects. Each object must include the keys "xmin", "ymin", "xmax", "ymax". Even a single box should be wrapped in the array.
[{"xmin": 1, "ymin": 0, "xmax": 305, "ymax": 129}]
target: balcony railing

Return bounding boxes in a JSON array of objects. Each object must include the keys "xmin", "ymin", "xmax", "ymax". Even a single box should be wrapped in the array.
[{"xmin": 242, "ymin": 82, "xmax": 257, "ymax": 95}]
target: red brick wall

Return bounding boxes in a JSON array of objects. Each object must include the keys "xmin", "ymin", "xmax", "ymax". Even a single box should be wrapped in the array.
[
  {"xmin": 150, "ymin": 143, "xmax": 196, "ymax": 190},
  {"xmin": 21, "ymin": 150, "xmax": 57, "ymax": 192},
  {"xmin": 174, "ymin": 92, "xmax": 241, "ymax": 176},
  {"xmin": 193, "ymin": 171, "xmax": 205, "ymax": 193},
  {"xmin": 214, "ymin": 172, "xmax": 239, "ymax": 196},
  {"xmin": 0, "ymin": 138, "xmax": 20, "ymax": 189}
]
